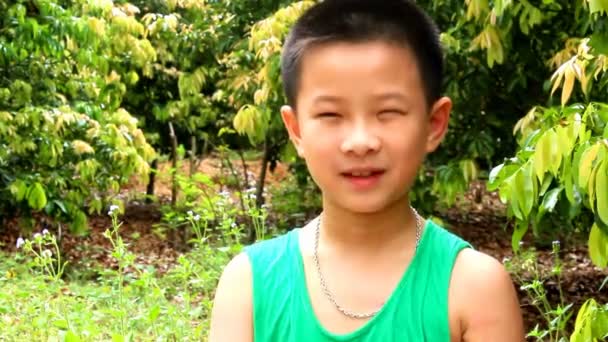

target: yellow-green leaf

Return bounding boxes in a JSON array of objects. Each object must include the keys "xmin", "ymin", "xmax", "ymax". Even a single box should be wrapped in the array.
[
  {"xmin": 596, "ymin": 159, "xmax": 608, "ymax": 225},
  {"xmin": 460, "ymin": 159, "xmax": 478, "ymax": 183},
  {"xmin": 562, "ymin": 65, "xmax": 575, "ymax": 106},
  {"xmin": 27, "ymin": 182, "xmax": 47, "ymax": 211},
  {"xmin": 588, "ymin": 0, "xmax": 608, "ymax": 15},
  {"xmin": 9, "ymin": 179, "xmax": 28, "ymax": 201},
  {"xmin": 541, "ymin": 187, "xmax": 562, "ymax": 214},
  {"xmin": 556, "ymin": 125, "xmax": 573, "ymax": 157},
  {"xmin": 72, "ymin": 140, "xmax": 95, "ymax": 155},
  {"xmin": 534, "ymin": 131, "xmax": 550, "ymax": 182},
  {"xmin": 512, "ymin": 220, "xmax": 528, "ymax": 253},
  {"xmin": 466, "ymin": 0, "xmax": 489, "ymax": 20},
  {"xmin": 513, "ymin": 163, "xmax": 535, "ymax": 219},
  {"xmin": 579, "ymin": 143, "xmax": 601, "ymax": 188},
  {"xmin": 589, "ymin": 223, "xmax": 608, "ymax": 268},
  {"xmin": 589, "ymin": 160, "xmax": 600, "ymax": 209}
]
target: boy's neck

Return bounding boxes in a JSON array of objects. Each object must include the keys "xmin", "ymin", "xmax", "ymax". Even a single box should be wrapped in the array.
[{"xmin": 318, "ymin": 197, "xmax": 420, "ymax": 255}]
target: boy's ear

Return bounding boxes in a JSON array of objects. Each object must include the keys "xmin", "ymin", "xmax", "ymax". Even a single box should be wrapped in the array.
[
  {"xmin": 425, "ymin": 96, "xmax": 452, "ymax": 153},
  {"xmin": 280, "ymin": 105, "xmax": 304, "ymax": 157}
]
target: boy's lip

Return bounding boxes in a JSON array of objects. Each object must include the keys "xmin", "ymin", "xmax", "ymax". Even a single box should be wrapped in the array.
[
  {"xmin": 340, "ymin": 167, "xmax": 386, "ymax": 189},
  {"xmin": 340, "ymin": 167, "xmax": 386, "ymax": 175}
]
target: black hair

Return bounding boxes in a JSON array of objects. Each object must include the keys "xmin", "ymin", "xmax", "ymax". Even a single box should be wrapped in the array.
[{"xmin": 280, "ymin": 0, "xmax": 444, "ymax": 109}]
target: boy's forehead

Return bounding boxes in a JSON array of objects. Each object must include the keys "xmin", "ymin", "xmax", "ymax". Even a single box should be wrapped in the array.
[
  {"xmin": 299, "ymin": 40, "xmax": 419, "ymax": 78},
  {"xmin": 296, "ymin": 41, "xmax": 423, "ymax": 104}
]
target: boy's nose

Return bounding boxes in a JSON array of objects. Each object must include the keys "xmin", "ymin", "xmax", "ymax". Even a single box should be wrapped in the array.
[{"xmin": 340, "ymin": 123, "xmax": 381, "ymax": 156}]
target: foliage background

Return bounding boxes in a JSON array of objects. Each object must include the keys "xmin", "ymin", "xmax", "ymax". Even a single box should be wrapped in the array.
[{"xmin": 2, "ymin": 0, "xmax": 608, "ymax": 340}]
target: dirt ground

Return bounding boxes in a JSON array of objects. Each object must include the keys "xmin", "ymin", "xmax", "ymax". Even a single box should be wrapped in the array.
[{"xmin": 2, "ymin": 158, "xmax": 607, "ymax": 335}]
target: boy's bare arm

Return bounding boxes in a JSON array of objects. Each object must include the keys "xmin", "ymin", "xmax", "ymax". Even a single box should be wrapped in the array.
[
  {"xmin": 451, "ymin": 249, "xmax": 525, "ymax": 342},
  {"xmin": 209, "ymin": 253, "xmax": 253, "ymax": 342}
]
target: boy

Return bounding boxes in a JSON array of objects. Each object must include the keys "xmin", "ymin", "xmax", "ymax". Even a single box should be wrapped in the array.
[{"xmin": 210, "ymin": 0, "xmax": 524, "ymax": 341}]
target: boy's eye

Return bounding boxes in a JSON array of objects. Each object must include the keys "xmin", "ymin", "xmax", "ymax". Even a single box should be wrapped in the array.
[
  {"xmin": 317, "ymin": 112, "xmax": 340, "ymax": 118},
  {"xmin": 379, "ymin": 109, "xmax": 405, "ymax": 116}
]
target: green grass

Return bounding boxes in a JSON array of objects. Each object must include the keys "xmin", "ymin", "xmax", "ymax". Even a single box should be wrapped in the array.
[{"xmin": 0, "ymin": 243, "xmax": 232, "ymax": 341}]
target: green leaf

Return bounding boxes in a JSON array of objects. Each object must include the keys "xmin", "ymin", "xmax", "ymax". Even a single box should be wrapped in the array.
[
  {"xmin": 53, "ymin": 319, "xmax": 69, "ymax": 330},
  {"xmin": 460, "ymin": 159, "xmax": 478, "ymax": 183},
  {"xmin": 596, "ymin": 159, "xmax": 608, "ymax": 226},
  {"xmin": 579, "ymin": 143, "xmax": 601, "ymax": 189},
  {"xmin": 488, "ymin": 164, "xmax": 504, "ymax": 189},
  {"xmin": 589, "ymin": 0, "xmax": 608, "ymax": 15},
  {"xmin": 539, "ymin": 174, "xmax": 553, "ymax": 196},
  {"xmin": 70, "ymin": 211, "xmax": 88, "ymax": 236},
  {"xmin": 556, "ymin": 125, "xmax": 573, "ymax": 157},
  {"xmin": 508, "ymin": 173, "xmax": 523, "ymax": 220},
  {"xmin": 588, "ymin": 150, "xmax": 603, "ymax": 209},
  {"xmin": 541, "ymin": 187, "xmax": 562, "ymax": 214},
  {"xmin": 10, "ymin": 179, "xmax": 28, "ymax": 201},
  {"xmin": 88, "ymin": 198, "xmax": 103, "ymax": 215},
  {"xmin": 27, "ymin": 183, "xmax": 47, "ymax": 210},
  {"xmin": 534, "ymin": 131, "xmax": 550, "ymax": 181},
  {"xmin": 572, "ymin": 299, "xmax": 595, "ymax": 342},
  {"xmin": 148, "ymin": 304, "xmax": 161, "ymax": 322},
  {"xmin": 111, "ymin": 334, "xmax": 125, "ymax": 342},
  {"xmin": 590, "ymin": 31, "xmax": 608, "ymax": 55},
  {"xmin": 589, "ymin": 224, "xmax": 608, "ymax": 268},
  {"xmin": 64, "ymin": 331, "xmax": 81, "ymax": 342},
  {"xmin": 518, "ymin": 163, "xmax": 535, "ymax": 218},
  {"xmin": 54, "ymin": 200, "xmax": 67, "ymax": 214},
  {"xmin": 512, "ymin": 220, "xmax": 528, "ymax": 253}
]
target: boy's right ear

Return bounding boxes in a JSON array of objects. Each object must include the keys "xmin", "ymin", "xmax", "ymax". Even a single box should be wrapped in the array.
[{"xmin": 280, "ymin": 105, "xmax": 304, "ymax": 157}]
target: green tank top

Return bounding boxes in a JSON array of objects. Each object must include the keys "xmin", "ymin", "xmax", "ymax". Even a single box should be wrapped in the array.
[{"xmin": 244, "ymin": 219, "xmax": 472, "ymax": 341}]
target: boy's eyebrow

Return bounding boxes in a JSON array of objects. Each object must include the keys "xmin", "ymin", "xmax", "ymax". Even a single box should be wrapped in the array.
[
  {"xmin": 311, "ymin": 92, "xmax": 409, "ymax": 105},
  {"xmin": 373, "ymin": 92, "xmax": 409, "ymax": 102},
  {"xmin": 311, "ymin": 95, "xmax": 343, "ymax": 105}
]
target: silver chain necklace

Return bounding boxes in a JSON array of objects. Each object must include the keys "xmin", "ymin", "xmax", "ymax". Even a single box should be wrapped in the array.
[{"xmin": 313, "ymin": 208, "xmax": 423, "ymax": 320}]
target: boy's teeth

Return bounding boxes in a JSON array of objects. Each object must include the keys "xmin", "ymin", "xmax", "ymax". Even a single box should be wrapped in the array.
[{"xmin": 352, "ymin": 171, "xmax": 372, "ymax": 176}]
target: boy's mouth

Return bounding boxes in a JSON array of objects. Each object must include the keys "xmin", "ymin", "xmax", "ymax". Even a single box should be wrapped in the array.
[
  {"xmin": 340, "ymin": 168, "xmax": 386, "ymax": 189},
  {"xmin": 341, "ymin": 167, "xmax": 385, "ymax": 177},
  {"xmin": 341, "ymin": 170, "xmax": 385, "ymax": 177}
]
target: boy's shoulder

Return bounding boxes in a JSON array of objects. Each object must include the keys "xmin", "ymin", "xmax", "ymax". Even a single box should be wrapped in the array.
[
  {"xmin": 448, "ymin": 235, "xmax": 524, "ymax": 339},
  {"xmin": 244, "ymin": 229, "xmax": 297, "ymax": 255},
  {"xmin": 242, "ymin": 229, "xmax": 300, "ymax": 271}
]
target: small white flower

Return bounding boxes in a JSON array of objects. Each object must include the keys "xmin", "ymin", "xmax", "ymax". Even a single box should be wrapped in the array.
[
  {"xmin": 552, "ymin": 240, "xmax": 560, "ymax": 246},
  {"xmin": 33, "ymin": 233, "xmax": 41, "ymax": 240},
  {"xmin": 231, "ymin": 222, "xmax": 237, "ymax": 228},
  {"xmin": 42, "ymin": 249, "xmax": 52, "ymax": 258},
  {"xmin": 248, "ymin": 193, "xmax": 257, "ymax": 199},
  {"xmin": 108, "ymin": 204, "xmax": 119, "ymax": 216},
  {"xmin": 193, "ymin": 215, "xmax": 200, "ymax": 222},
  {"xmin": 219, "ymin": 190, "xmax": 230, "ymax": 197},
  {"xmin": 42, "ymin": 229, "xmax": 49, "ymax": 235},
  {"xmin": 187, "ymin": 210, "xmax": 194, "ymax": 217},
  {"xmin": 246, "ymin": 187, "xmax": 256, "ymax": 193},
  {"xmin": 16, "ymin": 237, "xmax": 25, "ymax": 249},
  {"xmin": 518, "ymin": 241, "xmax": 524, "ymax": 247}
]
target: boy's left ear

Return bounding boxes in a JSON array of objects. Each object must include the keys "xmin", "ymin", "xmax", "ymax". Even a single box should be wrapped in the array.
[
  {"xmin": 280, "ymin": 105, "xmax": 305, "ymax": 157},
  {"xmin": 425, "ymin": 96, "xmax": 452, "ymax": 153}
]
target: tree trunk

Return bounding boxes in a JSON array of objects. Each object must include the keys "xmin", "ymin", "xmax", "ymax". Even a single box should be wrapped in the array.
[
  {"xmin": 145, "ymin": 159, "xmax": 158, "ymax": 204},
  {"xmin": 169, "ymin": 122, "xmax": 178, "ymax": 207},
  {"xmin": 256, "ymin": 138, "xmax": 270, "ymax": 209},
  {"xmin": 189, "ymin": 135, "xmax": 196, "ymax": 178},
  {"xmin": 238, "ymin": 149, "xmax": 250, "ymax": 189}
]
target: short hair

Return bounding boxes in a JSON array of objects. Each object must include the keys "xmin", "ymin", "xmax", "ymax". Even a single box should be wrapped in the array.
[{"xmin": 280, "ymin": 0, "xmax": 444, "ymax": 109}]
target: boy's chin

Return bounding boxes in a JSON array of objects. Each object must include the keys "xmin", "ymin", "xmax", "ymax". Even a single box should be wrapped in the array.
[{"xmin": 326, "ymin": 195, "xmax": 408, "ymax": 215}]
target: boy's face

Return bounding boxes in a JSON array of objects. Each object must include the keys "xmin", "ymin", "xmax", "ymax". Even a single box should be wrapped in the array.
[{"xmin": 281, "ymin": 41, "xmax": 451, "ymax": 213}]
